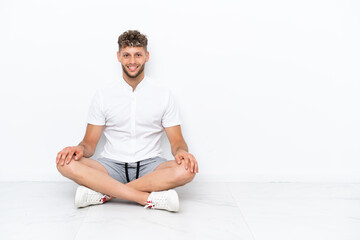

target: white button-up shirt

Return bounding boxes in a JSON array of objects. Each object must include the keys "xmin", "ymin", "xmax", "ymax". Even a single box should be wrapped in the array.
[{"xmin": 87, "ymin": 76, "xmax": 181, "ymax": 163}]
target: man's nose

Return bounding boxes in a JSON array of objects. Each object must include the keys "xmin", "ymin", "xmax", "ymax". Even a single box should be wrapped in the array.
[{"xmin": 129, "ymin": 56, "xmax": 136, "ymax": 63}]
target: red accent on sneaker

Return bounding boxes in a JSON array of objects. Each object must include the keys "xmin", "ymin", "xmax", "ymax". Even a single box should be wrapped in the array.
[
  {"xmin": 146, "ymin": 201, "xmax": 154, "ymax": 208},
  {"xmin": 101, "ymin": 197, "xmax": 106, "ymax": 203}
]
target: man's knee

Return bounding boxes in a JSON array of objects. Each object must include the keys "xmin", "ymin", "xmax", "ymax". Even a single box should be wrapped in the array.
[
  {"xmin": 57, "ymin": 160, "xmax": 78, "ymax": 178},
  {"xmin": 173, "ymin": 163, "xmax": 196, "ymax": 186}
]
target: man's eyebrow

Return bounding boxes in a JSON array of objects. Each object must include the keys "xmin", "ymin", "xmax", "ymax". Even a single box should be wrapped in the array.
[{"xmin": 122, "ymin": 51, "xmax": 143, "ymax": 54}]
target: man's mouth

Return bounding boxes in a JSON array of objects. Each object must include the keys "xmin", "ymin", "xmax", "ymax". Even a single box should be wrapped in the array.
[{"xmin": 127, "ymin": 65, "xmax": 139, "ymax": 72}]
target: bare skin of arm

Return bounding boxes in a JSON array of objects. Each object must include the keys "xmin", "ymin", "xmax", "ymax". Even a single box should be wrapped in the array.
[
  {"xmin": 165, "ymin": 125, "xmax": 199, "ymax": 173},
  {"xmin": 56, "ymin": 124, "xmax": 104, "ymax": 166}
]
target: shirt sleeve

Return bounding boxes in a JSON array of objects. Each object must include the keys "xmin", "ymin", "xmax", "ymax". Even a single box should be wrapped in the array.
[
  {"xmin": 162, "ymin": 91, "xmax": 182, "ymax": 128},
  {"xmin": 87, "ymin": 90, "xmax": 106, "ymax": 126}
]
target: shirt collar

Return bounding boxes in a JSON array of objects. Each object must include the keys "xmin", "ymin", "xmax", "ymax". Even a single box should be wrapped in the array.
[{"xmin": 120, "ymin": 76, "xmax": 147, "ymax": 92}]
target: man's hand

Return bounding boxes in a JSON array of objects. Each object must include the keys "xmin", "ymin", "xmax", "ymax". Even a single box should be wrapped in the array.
[
  {"xmin": 175, "ymin": 150, "xmax": 199, "ymax": 173},
  {"xmin": 56, "ymin": 145, "xmax": 84, "ymax": 166}
]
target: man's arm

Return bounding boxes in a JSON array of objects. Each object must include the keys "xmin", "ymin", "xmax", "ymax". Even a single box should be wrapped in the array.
[
  {"xmin": 56, "ymin": 124, "xmax": 104, "ymax": 166},
  {"xmin": 79, "ymin": 124, "xmax": 104, "ymax": 158},
  {"xmin": 165, "ymin": 125, "xmax": 198, "ymax": 173}
]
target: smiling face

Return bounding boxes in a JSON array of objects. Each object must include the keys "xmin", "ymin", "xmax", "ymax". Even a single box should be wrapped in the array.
[{"xmin": 117, "ymin": 46, "xmax": 149, "ymax": 80}]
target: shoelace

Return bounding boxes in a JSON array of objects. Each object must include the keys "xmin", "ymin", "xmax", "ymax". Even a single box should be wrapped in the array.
[
  {"xmin": 144, "ymin": 193, "xmax": 168, "ymax": 209},
  {"xmin": 144, "ymin": 201, "xmax": 155, "ymax": 209},
  {"xmin": 86, "ymin": 191, "xmax": 109, "ymax": 204}
]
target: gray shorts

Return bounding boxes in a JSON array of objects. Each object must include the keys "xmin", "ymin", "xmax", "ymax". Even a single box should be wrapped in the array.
[{"xmin": 95, "ymin": 156, "xmax": 167, "ymax": 183}]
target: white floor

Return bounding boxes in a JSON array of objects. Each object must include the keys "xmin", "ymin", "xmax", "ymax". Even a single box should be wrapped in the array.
[{"xmin": 1, "ymin": 181, "xmax": 359, "ymax": 240}]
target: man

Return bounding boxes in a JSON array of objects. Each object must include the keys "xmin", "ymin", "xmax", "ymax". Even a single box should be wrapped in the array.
[{"xmin": 56, "ymin": 30, "xmax": 198, "ymax": 212}]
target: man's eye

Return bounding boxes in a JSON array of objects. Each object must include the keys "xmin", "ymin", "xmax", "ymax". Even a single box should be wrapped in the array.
[
  {"xmin": 123, "ymin": 54, "xmax": 129, "ymax": 57},
  {"xmin": 136, "ymin": 54, "xmax": 142, "ymax": 57}
]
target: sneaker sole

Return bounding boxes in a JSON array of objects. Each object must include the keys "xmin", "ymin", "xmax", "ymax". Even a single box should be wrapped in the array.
[
  {"xmin": 74, "ymin": 186, "xmax": 87, "ymax": 208},
  {"xmin": 168, "ymin": 189, "xmax": 180, "ymax": 212}
]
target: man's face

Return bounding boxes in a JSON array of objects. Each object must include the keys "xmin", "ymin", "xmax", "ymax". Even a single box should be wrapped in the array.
[{"xmin": 117, "ymin": 46, "xmax": 149, "ymax": 79}]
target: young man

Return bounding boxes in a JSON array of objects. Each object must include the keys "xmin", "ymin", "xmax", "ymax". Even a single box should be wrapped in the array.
[{"xmin": 56, "ymin": 30, "xmax": 198, "ymax": 212}]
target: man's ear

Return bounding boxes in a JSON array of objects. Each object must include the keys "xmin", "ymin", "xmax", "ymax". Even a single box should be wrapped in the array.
[
  {"xmin": 117, "ymin": 51, "xmax": 121, "ymax": 62},
  {"xmin": 146, "ymin": 51, "xmax": 150, "ymax": 62}
]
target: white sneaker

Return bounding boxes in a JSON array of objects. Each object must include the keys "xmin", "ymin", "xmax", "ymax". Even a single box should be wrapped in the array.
[
  {"xmin": 74, "ymin": 186, "xmax": 111, "ymax": 208},
  {"xmin": 144, "ymin": 189, "xmax": 179, "ymax": 212}
]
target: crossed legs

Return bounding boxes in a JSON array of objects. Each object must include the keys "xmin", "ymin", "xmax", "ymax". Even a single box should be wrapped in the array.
[{"xmin": 56, "ymin": 157, "xmax": 195, "ymax": 206}]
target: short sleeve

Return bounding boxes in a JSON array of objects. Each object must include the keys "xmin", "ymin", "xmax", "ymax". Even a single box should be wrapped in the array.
[
  {"xmin": 87, "ymin": 91, "xmax": 106, "ymax": 125},
  {"xmin": 162, "ymin": 91, "xmax": 182, "ymax": 128}
]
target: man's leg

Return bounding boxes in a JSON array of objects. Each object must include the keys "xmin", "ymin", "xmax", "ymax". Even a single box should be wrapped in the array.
[
  {"xmin": 57, "ymin": 158, "xmax": 150, "ymax": 205},
  {"xmin": 126, "ymin": 160, "xmax": 196, "ymax": 192},
  {"xmin": 76, "ymin": 157, "xmax": 109, "ymax": 175}
]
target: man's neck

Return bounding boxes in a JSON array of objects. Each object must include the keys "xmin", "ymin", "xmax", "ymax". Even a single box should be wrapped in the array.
[{"xmin": 123, "ymin": 72, "xmax": 145, "ymax": 92}]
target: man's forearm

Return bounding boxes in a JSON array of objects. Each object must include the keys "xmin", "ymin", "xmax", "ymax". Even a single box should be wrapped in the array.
[
  {"xmin": 172, "ymin": 140, "xmax": 189, "ymax": 156},
  {"xmin": 78, "ymin": 141, "xmax": 95, "ymax": 158}
]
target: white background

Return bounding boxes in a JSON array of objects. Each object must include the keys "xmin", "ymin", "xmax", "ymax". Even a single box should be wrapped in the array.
[{"xmin": 0, "ymin": 0, "xmax": 359, "ymax": 182}]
